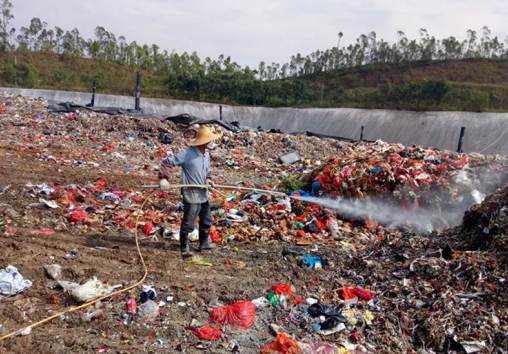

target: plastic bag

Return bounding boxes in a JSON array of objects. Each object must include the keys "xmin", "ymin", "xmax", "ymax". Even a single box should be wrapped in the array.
[
  {"xmin": 270, "ymin": 284, "xmax": 293, "ymax": 298},
  {"xmin": 307, "ymin": 303, "xmax": 347, "ymax": 330},
  {"xmin": 302, "ymin": 255, "xmax": 323, "ymax": 269},
  {"xmin": 173, "ymin": 228, "xmax": 199, "ymax": 242},
  {"xmin": 338, "ymin": 286, "xmax": 356, "ymax": 300},
  {"xmin": 189, "ymin": 326, "xmax": 223, "ymax": 341},
  {"xmin": 351, "ymin": 287, "xmax": 376, "ymax": 301},
  {"xmin": 210, "ymin": 225, "xmax": 222, "ymax": 243},
  {"xmin": 261, "ymin": 333, "xmax": 302, "ymax": 354},
  {"xmin": 68, "ymin": 211, "xmax": 89, "ymax": 222},
  {"xmin": 252, "ymin": 296, "xmax": 272, "ymax": 308},
  {"xmin": 138, "ymin": 299, "xmax": 159, "ymax": 322},
  {"xmin": 59, "ymin": 277, "xmax": 113, "ymax": 302},
  {"xmin": 0, "ymin": 265, "xmax": 32, "ymax": 296},
  {"xmin": 326, "ymin": 218, "xmax": 339, "ymax": 237},
  {"xmin": 209, "ymin": 300, "xmax": 256, "ymax": 329},
  {"xmin": 267, "ymin": 291, "xmax": 280, "ymax": 306},
  {"xmin": 143, "ymin": 222, "xmax": 153, "ymax": 236}
]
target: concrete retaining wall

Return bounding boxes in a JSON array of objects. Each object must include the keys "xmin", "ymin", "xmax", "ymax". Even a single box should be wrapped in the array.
[{"xmin": 2, "ymin": 87, "xmax": 508, "ymax": 155}]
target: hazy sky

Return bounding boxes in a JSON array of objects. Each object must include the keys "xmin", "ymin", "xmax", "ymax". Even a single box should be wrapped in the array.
[{"xmin": 10, "ymin": 0, "xmax": 508, "ymax": 67}]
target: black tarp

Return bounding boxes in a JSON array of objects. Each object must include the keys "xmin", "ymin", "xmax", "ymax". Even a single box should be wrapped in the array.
[
  {"xmin": 47, "ymin": 101, "xmax": 153, "ymax": 117},
  {"xmin": 47, "ymin": 102, "xmax": 240, "ymax": 132},
  {"xmin": 164, "ymin": 113, "xmax": 240, "ymax": 132}
]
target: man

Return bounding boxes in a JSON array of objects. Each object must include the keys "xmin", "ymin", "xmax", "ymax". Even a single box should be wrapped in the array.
[{"xmin": 159, "ymin": 125, "xmax": 222, "ymax": 258}]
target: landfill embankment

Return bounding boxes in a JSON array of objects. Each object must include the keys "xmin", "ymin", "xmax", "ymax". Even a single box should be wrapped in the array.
[
  {"xmin": 0, "ymin": 93, "xmax": 507, "ymax": 353},
  {"xmin": 3, "ymin": 86, "xmax": 508, "ymax": 156}
]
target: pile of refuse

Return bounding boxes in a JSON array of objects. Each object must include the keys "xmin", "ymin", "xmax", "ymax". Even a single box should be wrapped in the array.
[
  {"xmin": 461, "ymin": 184, "xmax": 508, "ymax": 255},
  {"xmin": 307, "ymin": 140, "xmax": 508, "ymax": 229},
  {"xmin": 12, "ymin": 179, "xmax": 385, "ymax": 249},
  {"xmin": 0, "ymin": 93, "xmax": 340, "ymax": 188}
]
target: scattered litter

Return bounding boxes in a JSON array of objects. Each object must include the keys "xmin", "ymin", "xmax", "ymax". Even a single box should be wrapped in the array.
[
  {"xmin": 59, "ymin": 277, "xmax": 113, "ymax": 302},
  {"xmin": 279, "ymin": 152, "xmax": 302, "ymax": 164},
  {"xmin": 137, "ymin": 299, "xmax": 159, "ymax": 321},
  {"xmin": 44, "ymin": 264, "xmax": 63, "ymax": 280},
  {"xmin": 188, "ymin": 326, "xmax": 223, "ymax": 341},
  {"xmin": 209, "ymin": 300, "xmax": 256, "ymax": 329}
]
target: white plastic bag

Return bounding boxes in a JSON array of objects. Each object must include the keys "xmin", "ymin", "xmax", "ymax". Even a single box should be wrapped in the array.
[
  {"xmin": 173, "ymin": 228, "xmax": 199, "ymax": 242},
  {"xmin": 252, "ymin": 297, "xmax": 271, "ymax": 308},
  {"xmin": 59, "ymin": 277, "xmax": 113, "ymax": 302},
  {"xmin": 0, "ymin": 265, "xmax": 32, "ymax": 296},
  {"xmin": 138, "ymin": 299, "xmax": 159, "ymax": 321}
]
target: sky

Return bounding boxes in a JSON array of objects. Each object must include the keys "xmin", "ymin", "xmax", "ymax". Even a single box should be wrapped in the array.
[{"xmin": 10, "ymin": 0, "xmax": 508, "ymax": 68}]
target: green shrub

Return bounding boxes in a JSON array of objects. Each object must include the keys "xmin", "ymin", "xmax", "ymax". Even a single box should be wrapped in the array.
[{"xmin": 14, "ymin": 63, "xmax": 39, "ymax": 87}]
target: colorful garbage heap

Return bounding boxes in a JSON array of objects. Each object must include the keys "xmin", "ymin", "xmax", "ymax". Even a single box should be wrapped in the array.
[
  {"xmin": 307, "ymin": 140, "xmax": 508, "ymax": 227},
  {"xmin": 20, "ymin": 179, "xmax": 378, "ymax": 249}
]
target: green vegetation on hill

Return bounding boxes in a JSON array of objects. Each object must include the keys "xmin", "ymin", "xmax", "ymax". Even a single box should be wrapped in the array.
[
  {"xmin": 3, "ymin": 51, "xmax": 508, "ymax": 112},
  {"xmin": 1, "ymin": 0, "xmax": 508, "ymax": 111}
]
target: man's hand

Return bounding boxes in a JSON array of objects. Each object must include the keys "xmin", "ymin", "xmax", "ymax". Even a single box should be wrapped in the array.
[
  {"xmin": 207, "ymin": 180, "xmax": 215, "ymax": 188},
  {"xmin": 160, "ymin": 179, "xmax": 170, "ymax": 190}
]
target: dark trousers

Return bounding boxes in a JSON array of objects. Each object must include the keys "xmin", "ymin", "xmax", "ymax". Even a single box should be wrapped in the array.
[{"xmin": 180, "ymin": 201, "xmax": 214, "ymax": 252}]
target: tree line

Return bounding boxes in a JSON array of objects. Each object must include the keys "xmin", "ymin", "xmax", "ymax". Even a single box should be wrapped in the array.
[{"xmin": 1, "ymin": 0, "xmax": 508, "ymax": 110}]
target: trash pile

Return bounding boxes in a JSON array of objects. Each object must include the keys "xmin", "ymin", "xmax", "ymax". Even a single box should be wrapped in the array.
[
  {"xmin": 1, "ymin": 92, "xmax": 508, "ymax": 353},
  {"xmin": 0, "ymin": 93, "xmax": 340, "ymax": 188},
  {"xmin": 461, "ymin": 183, "xmax": 508, "ymax": 255},
  {"xmin": 308, "ymin": 140, "xmax": 508, "ymax": 229},
  {"xmin": 310, "ymin": 141, "xmax": 507, "ymax": 200}
]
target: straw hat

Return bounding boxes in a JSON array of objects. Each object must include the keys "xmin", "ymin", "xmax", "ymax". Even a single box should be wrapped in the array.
[{"xmin": 186, "ymin": 125, "xmax": 222, "ymax": 146}]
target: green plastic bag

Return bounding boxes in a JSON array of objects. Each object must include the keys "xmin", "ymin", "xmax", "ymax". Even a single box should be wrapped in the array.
[{"xmin": 267, "ymin": 291, "xmax": 279, "ymax": 306}]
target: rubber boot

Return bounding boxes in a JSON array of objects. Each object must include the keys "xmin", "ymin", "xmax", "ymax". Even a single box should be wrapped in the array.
[
  {"xmin": 197, "ymin": 229, "xmax": 216, "ymax": 252},
  {"xmin": 180, "ymin": 232, "xmax": 193, "ymax": 258}
]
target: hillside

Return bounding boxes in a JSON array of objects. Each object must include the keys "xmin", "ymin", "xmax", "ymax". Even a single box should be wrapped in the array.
[{"xmin": 2, "ymin": 51, "xmax": 508, "ymax": 112}]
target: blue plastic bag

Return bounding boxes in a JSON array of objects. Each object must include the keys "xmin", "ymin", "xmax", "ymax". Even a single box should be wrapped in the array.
[{"xmin": 303, "ymin": 255, "xmax": 323, "ymax": 269}]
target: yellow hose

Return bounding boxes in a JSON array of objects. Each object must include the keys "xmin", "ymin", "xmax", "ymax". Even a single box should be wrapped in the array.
[{"xmin": 0, "ymin": 192, "xmax": 153, "ymax": 342}]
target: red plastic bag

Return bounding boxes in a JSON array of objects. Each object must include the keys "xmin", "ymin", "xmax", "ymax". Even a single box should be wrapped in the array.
[
  {"xmin": 0, "ymin": 106, "xmax": 3, "ymax": 114},
  {"xmin": 337, "ymin": 287, "xmax": 356, "ymax": 300},
  {"xmin": 143, "ymin": 222, "xmax": 153, "ymax": 236},
  {"xmin": 210, "ymin": 225, "xmax": 222, "ymax": 243},
  {"xmin": 261, "ymin": 333, "xmax": 301, "ymax": 354},
  {"xmin": 189, "ymin": 326, "xmax": 223, "ymax": 341},
  {"xmin": 270, "ymin": 284, "xmax": 292, "ymax": 298},
  {"xmin": 351, "ymin": 287, "xmax": 376, "ymax": 301},
  {"xmin": 69, "ymin": 211, "xmax": 89, "ymax": 222},
  {"xmin": 209, "ymin": 301, "xmax": 256, "ymax": 329}
]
